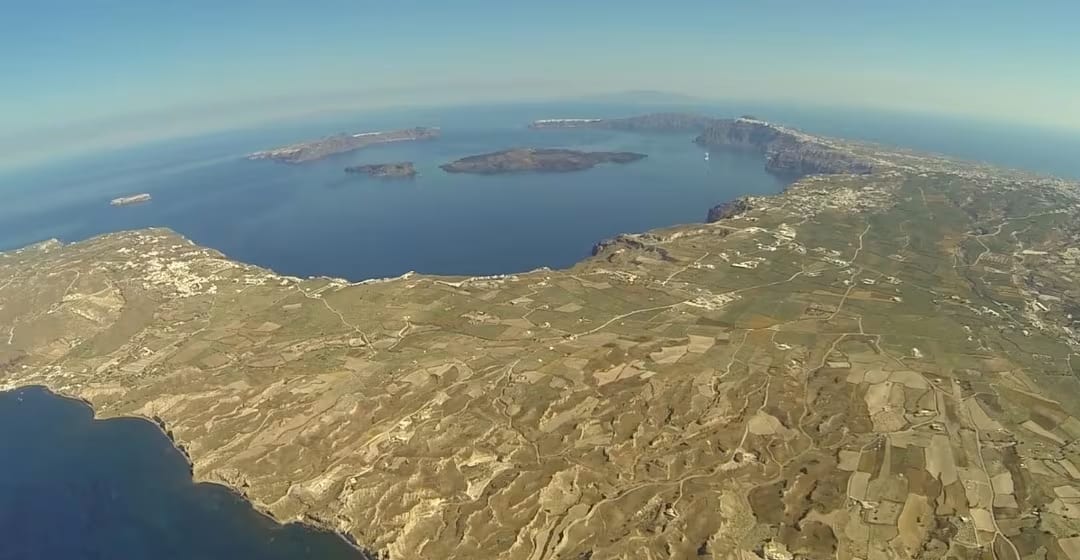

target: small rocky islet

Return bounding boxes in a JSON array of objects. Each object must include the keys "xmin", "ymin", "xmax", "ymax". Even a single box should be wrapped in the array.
[{"xmin": 344, "ymin": 162, "xmax": 417, "ymax": 178}]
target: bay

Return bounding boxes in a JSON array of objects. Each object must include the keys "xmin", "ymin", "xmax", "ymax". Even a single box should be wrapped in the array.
[{"xmin": 0, "ymin": 102, "xmax": 786, "ymax": 280}]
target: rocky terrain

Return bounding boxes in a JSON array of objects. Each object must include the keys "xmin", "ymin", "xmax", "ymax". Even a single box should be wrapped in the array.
[
  {"xmin": 345, "ymin": 162, "xmax": 417, "ymax": 178},
  {"xmin": 706, "ymin": 197, "xmax": 754, "ymax": 223},
  {"xmin": 5, "ymin": 119, "xmax": 1080, "ymax": 559},
  {"xmin": 248, "ymin": 127, "xmax": 439, "ymax": 164},
  {"xmin": 439, "ymin": 148, "xmax": 646, "ymax": 174}
]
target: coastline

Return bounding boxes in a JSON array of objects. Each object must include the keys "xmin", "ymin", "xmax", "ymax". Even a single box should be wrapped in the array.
[{"xmin": 0, "ymin": 384, "xmax": 378, "ymax": 560}]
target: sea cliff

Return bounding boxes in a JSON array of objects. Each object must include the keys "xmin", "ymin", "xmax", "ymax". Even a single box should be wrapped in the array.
[{"xmin": 694, "ymin": 118, "xmax": 877, "ymax": 176}]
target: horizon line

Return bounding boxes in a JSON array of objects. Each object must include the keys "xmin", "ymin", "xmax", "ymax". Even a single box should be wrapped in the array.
[{"xmin": 2, "ymin": 91, "xmax": 1079, "ymax": 176}]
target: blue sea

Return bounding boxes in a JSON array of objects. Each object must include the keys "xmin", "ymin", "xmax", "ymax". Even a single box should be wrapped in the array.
[
  {"xmin": 0, "ymin": 387, "xmax": 364, "ymax": 560},
  {"xmin": 1, "ymin": 100, "xmax": 1078, "ymax": 558}
]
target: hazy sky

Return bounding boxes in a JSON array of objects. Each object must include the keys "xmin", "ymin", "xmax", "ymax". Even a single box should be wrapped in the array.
[{"xmin": 2, "ymin": 0, "xmax": 1078, "ymax": 168}]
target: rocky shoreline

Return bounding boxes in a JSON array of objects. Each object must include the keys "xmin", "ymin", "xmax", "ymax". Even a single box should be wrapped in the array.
[{"xmin": 0, "ymin": 384, "xmax": 379, "ymax": 560}]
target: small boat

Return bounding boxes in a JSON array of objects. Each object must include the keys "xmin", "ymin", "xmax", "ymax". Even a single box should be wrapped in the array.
[{"xmin": 704, "ymin": 152, "xmax": 710, "ymax": 161}]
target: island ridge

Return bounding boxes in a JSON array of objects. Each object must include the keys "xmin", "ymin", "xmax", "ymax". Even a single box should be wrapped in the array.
[
  {"xmin": 439, "ymin": 148, "xmax": 646, "ymax": 174},
  {"xmin": 344, "ymin": 162, "xmax": 417, "ymax": 178}
]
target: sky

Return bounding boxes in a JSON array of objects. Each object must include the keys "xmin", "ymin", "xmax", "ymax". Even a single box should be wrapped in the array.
[{"xmin": 2, "ymin": 0, "xmax": 1078, "ymax": 169}]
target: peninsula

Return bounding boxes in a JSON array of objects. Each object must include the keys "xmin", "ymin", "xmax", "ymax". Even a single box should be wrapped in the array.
[
  {"xmin": 247, "ymin": 127, "xmax": 439, "ymax": 164},
  {"xmin": 344, "ymin": 162, "xmax": 417, "ymax": 178},
  {"xmin": 109, "ymin": 193, "xmax": 152, "ymax": 207},
  {"xmin": 439, "ymin": 148, "xmax": 646, "ymax": 174},
  {"xmin": 5, "ymin": 117, "xmax": 1080, "ymax": 559}
]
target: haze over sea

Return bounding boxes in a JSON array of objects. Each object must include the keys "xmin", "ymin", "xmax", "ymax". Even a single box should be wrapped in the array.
[{"xmin": 2, "ymin": 99, "xmax": 1080, "ymax": 559}]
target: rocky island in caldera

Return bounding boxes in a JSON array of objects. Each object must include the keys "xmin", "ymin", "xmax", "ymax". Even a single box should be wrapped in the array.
[
  {"xmin": 439, "ymin": 148, "xmax": 646, "ymax": 174},
  {"xmin": 344, "ymin": 162, "xmax": 417, "ymax": 178},
  {"xmin": 247, "ymin": 127, "xmax": 439, "ymax": 164}
]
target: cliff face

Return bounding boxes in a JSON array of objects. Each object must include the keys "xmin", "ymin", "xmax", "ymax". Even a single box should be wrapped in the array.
[
  {"xmin": 764, "ymin": 141, "xmax": 876, "ymax": 176},
  {"xmin": 591, "ymin": 233, "xmax": 674, "ymax": 261},
  {"xmin": 694, "ymin": 118, "xmax": 785, "ymax": 148},
  {"xmin": 695, "ymin": 118, "xmax": 876, "ymax": 176},
  {"xmin": 705, "ymin": 197, "xmax": 752, "ymax": 223}
]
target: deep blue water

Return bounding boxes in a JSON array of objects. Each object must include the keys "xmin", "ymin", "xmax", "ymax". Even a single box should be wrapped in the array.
[
  {"xmin": 0, "ymin": 387, "xmax": 364, "ymax": 560},
  {"xmin": 0, "ymin": 102, "xmax": 785, "ymax": 280}
]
